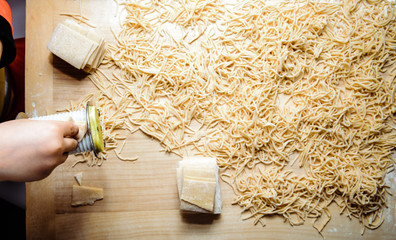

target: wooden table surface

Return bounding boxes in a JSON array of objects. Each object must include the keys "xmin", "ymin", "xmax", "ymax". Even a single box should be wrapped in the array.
[{"xmin": 25, "ymin": 0, "xmax": 396, "ymax": 239}]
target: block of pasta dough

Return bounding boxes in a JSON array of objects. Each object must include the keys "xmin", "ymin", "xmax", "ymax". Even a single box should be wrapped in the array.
[
  {"xmin": 181, "ymin": 178, "xmax": 216, "ymax": 212},
  {"xmin": 62, "ymin": 19, "xmax": 105, "ymax": 69},
  {"xmin": 176, "ymin": 157, "xmax": 222, "ymax": 214},
  {"xmin": 183, "ymin": 167, "xmax": 216, "ymax": 181},
  {"xmin": 63, "ymin": 19, "xmax": 103, "ymax": 43},
  {"xmin": 48, "ymin": 23, "xmax": 96, "ymax": 69},
  {"xmin": 84, "ymin": 41, "xmax": 106, "ymax": 71},
  {"xmin": 48, "ymin": 20, "xmax": 106, "ymax": 72}
]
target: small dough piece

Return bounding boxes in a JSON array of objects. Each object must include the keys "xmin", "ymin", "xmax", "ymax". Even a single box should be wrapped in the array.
[
  {"xmin": 74, "ymin": 172, "xmax": 83, "ymax": 185},
  {"xmin": 181, "ymin": 178, "xmax": 216, "ymax": 212},
  {"xmin": 313, "ymin": 210, "xmax": 331, "ymax": 233},
  {"xmin": 71, "ymin": 185, "xmax": 104, "ymax": 207}
]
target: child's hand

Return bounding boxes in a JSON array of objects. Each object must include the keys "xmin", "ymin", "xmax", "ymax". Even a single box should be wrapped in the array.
[{"xmin": 0, "ymin": 119, "xmax": 79, "ymax": 182}]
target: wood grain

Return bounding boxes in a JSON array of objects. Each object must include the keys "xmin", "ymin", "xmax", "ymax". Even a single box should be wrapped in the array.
[
  {"xmin": 25, "ymin": 0, "xmax": 55, "ymax": 239},
  {"xmin": 26, "ymin": 0, "xmax": 396, "ymax": 239}
]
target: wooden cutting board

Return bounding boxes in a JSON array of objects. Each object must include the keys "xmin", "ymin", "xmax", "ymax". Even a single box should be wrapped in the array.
[{"xmin": 25, "ymin": 0, "xmax": 396, "ymax": 239}]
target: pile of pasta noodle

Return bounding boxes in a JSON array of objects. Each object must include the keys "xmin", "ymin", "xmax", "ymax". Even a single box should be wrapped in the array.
[{"xmin": 72, "ymin": 0, "xmax": 396, "ymax": 234}]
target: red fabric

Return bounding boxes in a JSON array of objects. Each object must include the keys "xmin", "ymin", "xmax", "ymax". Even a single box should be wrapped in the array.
[{"xmin": 0, "ymin": 0, "xmax": 12, "ymax": 33}]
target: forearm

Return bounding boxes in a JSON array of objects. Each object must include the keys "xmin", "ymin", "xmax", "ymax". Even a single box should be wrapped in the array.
[{"xmin": 0, "ymin": 120, "xmax": 79, "ymax": 182}]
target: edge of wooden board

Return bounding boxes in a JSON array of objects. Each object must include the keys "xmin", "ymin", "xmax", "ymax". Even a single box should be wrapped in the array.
[{"xmin": 25, "ymin": 0, "xmax": 55, "ymax": 239}]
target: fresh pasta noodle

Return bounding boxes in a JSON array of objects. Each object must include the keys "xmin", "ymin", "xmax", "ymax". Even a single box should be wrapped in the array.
[{"xmin": 69, "ymin": 0, "xmax": 396, "ymax": 234}]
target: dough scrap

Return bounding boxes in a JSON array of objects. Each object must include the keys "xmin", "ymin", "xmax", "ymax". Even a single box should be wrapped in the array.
[
  {"xmin": 71, "ymin": 185, "xmax": 104, "ymax": 207},
  {"xmin": 74, "ymin": 172, "xmax": 83, "ymax": 185}
]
